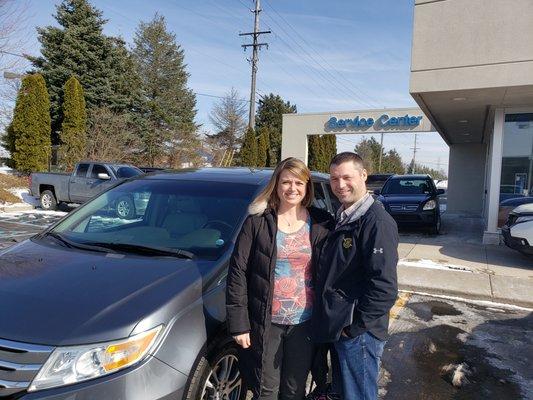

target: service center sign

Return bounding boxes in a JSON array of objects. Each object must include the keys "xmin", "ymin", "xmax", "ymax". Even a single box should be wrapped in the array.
[{"xmin": 326, "ymin": 114, "xmax": 423, "ymax": 131}]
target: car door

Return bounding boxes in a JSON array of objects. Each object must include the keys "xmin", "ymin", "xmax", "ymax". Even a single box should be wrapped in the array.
[
  {"xmin": 69, "ymin": 163, "xmax": 90, "ymax": 203},
  {"xmin": 86, "ymin": 164, "xmax": 115, "ymax": 199}
]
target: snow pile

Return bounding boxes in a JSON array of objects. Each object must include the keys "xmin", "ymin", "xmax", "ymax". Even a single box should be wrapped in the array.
[{"xmin": 399, "ymin": 258, "xmax": 474, "ymax": 273}]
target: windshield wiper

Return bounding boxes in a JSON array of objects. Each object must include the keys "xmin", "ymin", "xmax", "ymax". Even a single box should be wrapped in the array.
[
  {"xmin": 86, "ymin": 242, "xmax": 195, "ymax": 259},
  {"xmin": 43, "ymin": 232, "xmax": 114, "ymax": 253}
]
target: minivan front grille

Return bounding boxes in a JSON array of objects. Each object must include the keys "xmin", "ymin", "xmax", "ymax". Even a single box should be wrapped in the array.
[
  {"xmin": 389, "ymin": 204, "xmax": 419, "ymax": 212},
  {"xmin": 0, "ymin": 338, "xmax": 53, "ymax": 397}
]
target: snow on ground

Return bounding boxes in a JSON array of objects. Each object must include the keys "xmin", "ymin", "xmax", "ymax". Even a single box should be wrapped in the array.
[
  {"xmin": 399, "ymin": 258, "xmax": 474, "ymax": 273},
  {"xmin": 3, "ymin": 208, "xmax": 68, "ymax": 217},
  {"xmin": 0, "ymin": 165, "xmax": 12, "ymax": 174}
]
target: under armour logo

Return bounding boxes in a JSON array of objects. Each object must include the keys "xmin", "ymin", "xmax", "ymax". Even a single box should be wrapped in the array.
[{"xmin": 373, "ymin": 248, "xmax": 383, "ymax": 254}]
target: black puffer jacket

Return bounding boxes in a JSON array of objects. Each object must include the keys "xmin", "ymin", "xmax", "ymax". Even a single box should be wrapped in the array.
[{"xmin": 226, "ymin": 205, "xmax": 331, "ymax": 397}]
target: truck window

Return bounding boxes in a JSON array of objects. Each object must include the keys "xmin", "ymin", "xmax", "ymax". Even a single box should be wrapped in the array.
[
  {"xmin": 91, "ymin": 164, "xmax": 109, "ymax": 179},
  {"xmin": 76, "ymin": 164, "xmax": 90, "ymax": 177}
]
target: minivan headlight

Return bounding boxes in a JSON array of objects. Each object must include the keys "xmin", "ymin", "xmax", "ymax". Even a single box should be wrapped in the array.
[
  {"xmin": 29, "ymin": 325, "xmax": 162, "ymax": 392},
  {"xmin": 423, "ymin": 200, "xmax": 436, "ymax": 210}
]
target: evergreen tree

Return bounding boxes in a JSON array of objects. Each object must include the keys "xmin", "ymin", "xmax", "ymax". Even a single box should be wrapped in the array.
[
  {"xmin": 256, "ymin": 126, "xmax": 269, "ymax": 167},
  {"xmin": 255, "ymin": 94, "xmax": 296, "ymax": 166},
  {"xmin": 1, "ymin": 123, "xmax": 16, "ymax": 167},
  {"xmin": 240, "ymin": 127, "xmax": 257, "ymax": 167},
  {"xmin": 354, "ymin": 137, "xmax": 384, "ymax": 174},
  {"xmin": 31, "ymin": 0, "xmax": 141, "ymax": 137},
  {"xmin": 308, "ymin": 135, "xmax": 324, "ymax": 172},
  {"xmin": 132, "ymin": 14, "xmax": 197, "ymax": 166},
  {"xmin": 12, "ymin": 74, "xmax": 51, "ymax": 173},
  {"xmin": 381, "ymin": 149, "xmax": 405, "ymax": 174},
  {"xmin": 322, "ymin": 134, "xmax": 337, "ymax": 170},
  {"xmin": 60, "ymin": 76, "xmax": 87, "ymax": 170}
]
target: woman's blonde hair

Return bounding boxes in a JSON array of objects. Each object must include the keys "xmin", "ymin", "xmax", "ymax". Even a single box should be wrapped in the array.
[{"xmin": 250, "ymin": 157, "xmax": 314, "ymax": 211}]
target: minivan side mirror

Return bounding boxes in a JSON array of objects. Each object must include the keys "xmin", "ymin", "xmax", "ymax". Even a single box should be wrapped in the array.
[
  {"xmin": 437, "ymin": 188, "xmax": 445, "ymax": 195},
  {"xmin": 97, "ymin": 173, "xmax": 111, "ymax": 180},
  {"xmin": 374, "ymin": 189, "xmax": 381, "ymax": 195}
]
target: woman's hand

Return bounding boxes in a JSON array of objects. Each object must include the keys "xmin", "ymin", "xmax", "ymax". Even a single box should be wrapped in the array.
[{"xmin": 233, "ymin": 333, "xmax": 251, "ymax": 348}]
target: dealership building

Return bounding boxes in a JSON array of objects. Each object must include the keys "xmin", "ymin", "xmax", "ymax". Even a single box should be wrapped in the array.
[{"xmin": 281, "ymin": 0, "xmax": 533, "ymax": 243}]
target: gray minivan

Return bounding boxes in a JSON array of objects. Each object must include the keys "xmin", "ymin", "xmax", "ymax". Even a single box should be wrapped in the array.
[{"xmin": 0, "ymin": 168, "xmax": 337, "ymax": 400}]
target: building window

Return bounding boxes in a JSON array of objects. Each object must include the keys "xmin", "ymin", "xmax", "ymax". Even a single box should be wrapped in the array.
[{"xmin": 498, "ymin": 113, "xmax": 533, "ymax": 227}]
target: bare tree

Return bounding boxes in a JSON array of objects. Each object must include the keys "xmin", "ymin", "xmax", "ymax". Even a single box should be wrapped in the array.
[
  {"xmin": 207, "ymin": 88, "xmax": 247, "ymax": 159},
  {"xmin": 85, "ymin": 107, "xmax": 141, "ymax": 164},
  {"xmin": 0, "ymin": 0, "xmax": 31, "ymax": 130}
]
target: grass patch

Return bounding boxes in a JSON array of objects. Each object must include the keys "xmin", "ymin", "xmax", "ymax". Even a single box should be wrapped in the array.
[{"xmin": 0, "ymin": 173, "xmax": 29, "ymax": 204}]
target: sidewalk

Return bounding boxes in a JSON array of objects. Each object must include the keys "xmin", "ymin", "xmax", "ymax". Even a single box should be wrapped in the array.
[{"xmin": 397, "ymin": 213, "xmax": 533, "ymax": 307}]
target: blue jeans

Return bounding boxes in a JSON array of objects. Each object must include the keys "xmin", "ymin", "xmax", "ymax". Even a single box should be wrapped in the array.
[{"xmin": 333, "ymin": 332, "xmax": 385, "ymax": 400}]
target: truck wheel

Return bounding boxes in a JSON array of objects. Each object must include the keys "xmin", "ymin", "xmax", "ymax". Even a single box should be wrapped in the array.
[
  {"xmin": 115, "ymin": 196, "xmax": 135, "ymax": 219},
  {"xmin": 184, "ymin": 343, "xmax": 246, "ymax": 400},
  {"xmin": 40, "ymin": 190, "xmax": 57, "ymax": 211}
]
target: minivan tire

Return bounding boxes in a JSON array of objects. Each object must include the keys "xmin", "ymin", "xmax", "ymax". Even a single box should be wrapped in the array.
[
  {"xmin": 40, "ymin": 190, "xmax": 57, "ymax": 211},
  {"xmin": 184, "ymin": 343, "xmax": 246, "ymax": 400}
]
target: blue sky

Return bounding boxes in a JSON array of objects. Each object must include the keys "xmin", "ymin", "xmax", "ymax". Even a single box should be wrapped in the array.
[{"xmin": 3, "ymin": 0, "xmax": 449, "ymax": 172}]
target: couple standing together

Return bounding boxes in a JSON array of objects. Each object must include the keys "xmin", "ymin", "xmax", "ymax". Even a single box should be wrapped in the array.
[{"xmin": 226, "ymin": 152, "xmax": 399, "ymax": 400}]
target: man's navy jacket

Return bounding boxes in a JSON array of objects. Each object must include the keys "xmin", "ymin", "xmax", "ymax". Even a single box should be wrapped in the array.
[{"xmin": 312, "ymin": 201, "xmax": 399, "ymax": 342}]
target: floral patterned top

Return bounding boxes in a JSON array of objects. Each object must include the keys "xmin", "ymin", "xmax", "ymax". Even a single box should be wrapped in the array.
[{"xmin": 271, "ymin": 218, "xmax": 313, "ymax": 325}]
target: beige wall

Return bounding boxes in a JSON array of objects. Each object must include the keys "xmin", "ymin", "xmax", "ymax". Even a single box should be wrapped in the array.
[
  {"xmin": 411, "ymin": 0, "xmax": 533, "ymax": 93},
  {"xmin": 447, "ymin": 143, "xmax": 487, "ymax": 214},
  {"xmin": 412, "ymin": 0, "xmax": 533, "ymax": 71}
]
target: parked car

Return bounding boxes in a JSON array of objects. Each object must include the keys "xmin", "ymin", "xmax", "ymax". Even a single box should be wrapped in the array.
[
  {"xmin": 0, "ymin": 168, "xmax": 338, "ymax": 400},
  {"xmin": 366, "ymin": 173, "xmax": 393, "ymax": 194},
  {"xmin": 502, "ymin": 203, "xmax": 533, "ymax": 256},
  {"xmin": 498, "ymin": 196, "xmax": 533, "ymax": 227},
  {"xmin": 375, "ymin": 174, "xmax": 444, "ymax": 234},
  {"xmin": 138, "ymin": 166, "xmax": 166, "ymax": 173},
  {"xmin": 30, "ymin": 162, "xmax": 143, "ymax": 214}
]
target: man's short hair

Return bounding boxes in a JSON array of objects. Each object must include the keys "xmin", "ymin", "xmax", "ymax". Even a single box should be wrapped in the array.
[{"xmin": 329, "ymin": 152, "xmax": 365, "ymax": 169}]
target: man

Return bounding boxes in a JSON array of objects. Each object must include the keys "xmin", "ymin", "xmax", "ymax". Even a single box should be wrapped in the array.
[{"xmin": 312, "ymin": 152, "xmax": 398, "ymax": 400}]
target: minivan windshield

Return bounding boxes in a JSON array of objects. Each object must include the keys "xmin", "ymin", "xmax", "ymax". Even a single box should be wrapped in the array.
[
  {"xmin": 47, "ymin": 179, "xmax": 258, "ymax": 260},
  {"xmin": 381, "ymin": 178, "xmax": 433, "ymax": 195}
]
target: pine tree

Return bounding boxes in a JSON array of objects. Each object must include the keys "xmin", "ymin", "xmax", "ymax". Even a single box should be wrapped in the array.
[
  {"xmin": 256, "ymin": 126, "xmax": 269, "ymax": 167},
  {"xmin": 255, "ymin": 94, "xmax": 296, "ymax": 166},
  {"xmin": 308, "ymin": 135, "xmax": 323, "ymax": 172},
  {"xmin": 1, "ymin": 123, "xmax": 16, "ymax": 168},
  {"xmin": 12, "ymin": 74, "xmax": 51, "ymax": 173},
  {"xmin": 31, "ymin": 0, "xmax": 141, "ymax": 137},
  {"xmin": 132, "ymin": 14, "xmax": 198, "ymax": 166},
  {"xmin": 381, "ymin": 149, "xmax": 405, "ymax": 174},
  {"xmin": 240, "ymin": 127, "xmax": 257, "ymax": 167},
  {"xmin": 322, "ymin": 134, "xmax": 337, "ymax": 170},
  {"xmin": 60, "ymin": 76, "xmax": 87, "ymax": 170}
]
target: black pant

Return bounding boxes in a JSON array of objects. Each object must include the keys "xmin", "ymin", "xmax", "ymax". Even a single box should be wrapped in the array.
[{"xmin": 258, "ymin": 321, "xmax": 314, "ymax": 400}]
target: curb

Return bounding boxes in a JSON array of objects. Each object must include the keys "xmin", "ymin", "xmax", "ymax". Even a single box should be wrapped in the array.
[{"xmin": 398, "ymin": 264, "xmax": 533, "ymax": 308}]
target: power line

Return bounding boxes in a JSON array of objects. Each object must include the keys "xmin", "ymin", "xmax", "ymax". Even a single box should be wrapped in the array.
[{"xmin": 262, "ymin": 0, "xmax": 381, "ymax": 108}]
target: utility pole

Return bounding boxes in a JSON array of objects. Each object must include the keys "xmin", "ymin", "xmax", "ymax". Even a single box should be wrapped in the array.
[
  {"xmin": 378, "ymin": 132, "xmax": 384, "ymax": 173},
  {"xmin": 240, "ymin": 0, "xmax": 270, "ymax": 129},
  {"xmin": 411, "ymin": 133, "xmax": 419, "ymax": 174}
]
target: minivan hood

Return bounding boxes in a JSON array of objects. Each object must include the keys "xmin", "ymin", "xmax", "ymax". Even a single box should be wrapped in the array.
[{"xmin": 0, "ymin": 240, "xmax": 203, "ymax": 346}]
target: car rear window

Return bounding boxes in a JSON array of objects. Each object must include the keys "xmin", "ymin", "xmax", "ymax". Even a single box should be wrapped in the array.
[{"xmin": 115, "ymin": 166, "xmax": 142, "ymax": 178}]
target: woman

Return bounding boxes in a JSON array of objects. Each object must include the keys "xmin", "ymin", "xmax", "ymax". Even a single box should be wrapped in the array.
[{"xmin": 226, "ymin": 158, "xmax": 332, "ymax": 400}]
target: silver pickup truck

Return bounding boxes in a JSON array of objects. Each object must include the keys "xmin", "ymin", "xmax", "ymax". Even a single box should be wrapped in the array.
[{"xmin": 30, "ymin": 162, "xmax": 143, "ymax": 214}]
